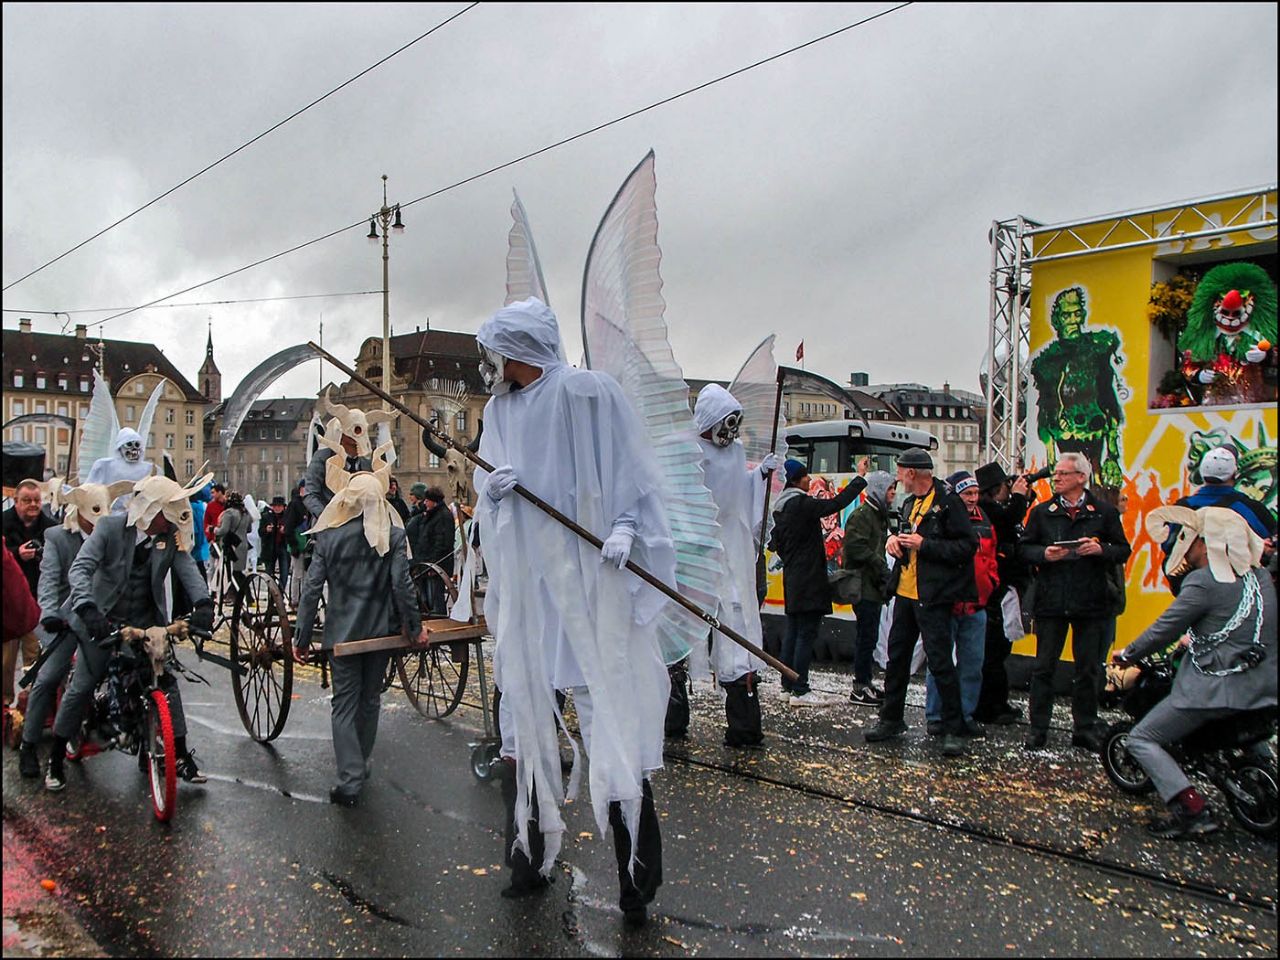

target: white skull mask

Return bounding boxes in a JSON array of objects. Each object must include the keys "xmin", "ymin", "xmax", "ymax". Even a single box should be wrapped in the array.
[
  {"xmin": 479, "ymin": 346, "xmax": 512, "ymax": 396},
  {"xmin": 321, "ymin": 387, "xmax": 397, "ymax": 457},
  {"xmin": 712, "ymin": 411, "xmax": 743, "ymax": 448},
  {"xmin": 120, "ymin": 439, "xmax": 143, "ymax": 463}
]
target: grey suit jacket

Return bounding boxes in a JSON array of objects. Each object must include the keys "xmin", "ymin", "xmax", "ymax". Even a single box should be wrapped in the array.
[
  {"xmin": 67, "ymin": 515, "xmax": 210, "ymax": 641},
  {"xmin": 302, "ymin": 448, "xmax": 372, "ymax": 519},
  {"xmin": 1121, "ymin": 566, "xmax": 1277, "ymax": 712},
  {"xmin": 37, "ymin": 526, "xmax": 86, "ymax": 622},
  {"xmin": 294, "ymin": 521, "xmax": 418, "ymax": 650}
]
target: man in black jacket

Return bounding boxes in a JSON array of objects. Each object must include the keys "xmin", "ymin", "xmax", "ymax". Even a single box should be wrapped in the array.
[
  {"xmin": 406, "ymin": 487, "xmax": 455, "ymax": 615},
  {"xmin": 863, "ymin": 449, "xmax": 978, "ymax": 757},
  {"xmin": 1019, "ymin": 452, "xmax": 1131, "ymax": 751},
  {"xmin": 2, "ymin": 479, "xmax": 57, "ymax": 708},
  {"xmin": 972, "ymin": 462, "xmax": 1034, "ymax": 725},
  {"xmin": 770, "ymin": 459, "xmax": 866, "ymax": 705}
]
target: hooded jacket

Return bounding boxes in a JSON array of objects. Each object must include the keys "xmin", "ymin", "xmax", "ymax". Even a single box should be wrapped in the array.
[
  {"xmin": 842, "ymin": 471, "xmax": 893, "ymax": 605},
  {"xmin": 771, "ymin": 477, "xmax": 866, "ymax": 614}
]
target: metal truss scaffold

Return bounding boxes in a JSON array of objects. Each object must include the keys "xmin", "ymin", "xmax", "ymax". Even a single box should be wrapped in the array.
[{"xmin": 983, "ymin": 184, "xmax": 1277, "ymax": 470}]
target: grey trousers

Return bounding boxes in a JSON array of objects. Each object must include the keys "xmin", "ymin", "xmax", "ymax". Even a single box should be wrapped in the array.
[
  {"xmin": 21, "ymin": 632, "xmax": 77, "ymax": 746},
  {"xmin": 1126, "ymin": 699, "xmax": 1237, "ymax": 803},
  {"xmin": 329, "ymin": 650, "xmax": 391, "ymax": 795},
  {"xmin": 52, "ymin": 635, "xmax": 189, "ymax": 740}
]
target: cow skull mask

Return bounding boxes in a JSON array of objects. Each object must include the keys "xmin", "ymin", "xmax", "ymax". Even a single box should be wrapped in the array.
[
  {"xmin": 321, "ymin": 387, "xmax": 397, "ymax": 457},
  {"xmin": 1145, "ymin": 505, "xmax": 1266, "ymax": 583},
  {"xmin": 126, "ymin": 472, "xmax": 215, "ymax": 551},
  {"xmin": 50, "ymin": 478, "xmax": 136, "ymax": 532}
]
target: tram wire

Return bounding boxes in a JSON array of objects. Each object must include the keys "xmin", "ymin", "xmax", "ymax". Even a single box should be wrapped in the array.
[
  {"xmin": 71, "ymin": 3, "xmax": 914, "ymax": 333},
  {"xmin": 661, "ymin": 749, "xmax": 1276, "ymax": 914},
  {"xmin": 1, "ymin": 3, "xmax": 481, "ymax": 294}
]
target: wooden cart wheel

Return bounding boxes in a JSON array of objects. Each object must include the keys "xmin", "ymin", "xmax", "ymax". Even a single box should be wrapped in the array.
[
  {"xmin": 231, "ymin": 573, "xmax": 294, "ymax": 742},
  {"xmin": 397, "ymin": 641, "xmax": 469, "ymax": 720},
  {"xmin": 410, "ymin": 561, "xmax": 459, "ymax": 616}
]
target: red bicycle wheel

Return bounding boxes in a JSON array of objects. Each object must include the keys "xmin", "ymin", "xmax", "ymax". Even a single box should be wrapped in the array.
[{"xmin": 146, "ymin": 690, "xmax": 178, "ymax": 823}]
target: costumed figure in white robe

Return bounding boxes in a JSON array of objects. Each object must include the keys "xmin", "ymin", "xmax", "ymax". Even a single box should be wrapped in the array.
[
  {"xmin": 476, "ymin": 298, "xmax": 675, "ymax": 923},
  {"xmin": 86, "ymin": 428, "xmax": 155, "ymax": 511},
  {"xmin": 692, "ymin": 384, "xmax": 778, "ymax": 747}
]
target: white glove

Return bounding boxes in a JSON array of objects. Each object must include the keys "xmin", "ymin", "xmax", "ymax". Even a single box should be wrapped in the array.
[
  {"xmin": 600, "ymin": 528, "xmax": 635, "ymax": 570},
  {"xmin": 1245, "ymin": 347, "xmax": 1267, "ymax": 364},
  {"xmin": 759, "ymin": 452, "xmax": 781, "ymax": 476},
  {"xmin": 485, "ymin": 465, "xmax": 519, "ymax": 502},
  {"xmin": 1197, "ymin": 369, "xmax": 1216, "ymax": 384}
]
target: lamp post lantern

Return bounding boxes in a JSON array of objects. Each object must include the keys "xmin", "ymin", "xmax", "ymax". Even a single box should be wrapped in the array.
[{"xmin": 367, "ymin": 174, "xmax": 405, "ymax": 411}]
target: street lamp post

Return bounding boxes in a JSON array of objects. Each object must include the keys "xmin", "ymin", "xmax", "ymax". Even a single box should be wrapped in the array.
[{"xmin": 367, "ymin": 174, "xmax": 405, "ymax": 411}]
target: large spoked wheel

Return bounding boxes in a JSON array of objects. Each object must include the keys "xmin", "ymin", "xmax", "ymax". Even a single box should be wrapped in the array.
[
  {"xmin": 1226, "ymin": 763, "xmax": 1278, "ymax": 837},
  {"xmin": 1101, "ymin": 721, "xmax": 1154, "ymax": 795},
  {"xmin": 410, "ymin": 562, "xmax": 459, "ymax": 617},
  {"xmin": 398, "ymin": 642, "xmax": 469, "ymax": 720},
  {"xmin": 231, "ymin": 573, "xmax": 294, "ymax": 742},
  {"xmin": 146, "ymin": 689, "xmax": 178, "ymax": 823}
]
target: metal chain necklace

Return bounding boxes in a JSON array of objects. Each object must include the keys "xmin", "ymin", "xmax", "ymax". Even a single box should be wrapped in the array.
[{"xmin": 1187, "ymin": 570, "xmax": 1265, "ymax": 676}]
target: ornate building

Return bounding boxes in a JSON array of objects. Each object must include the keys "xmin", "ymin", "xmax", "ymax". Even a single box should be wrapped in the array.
[{"xmin": 2, "ymin": 318, "xmax": 207, "ymax": 479}]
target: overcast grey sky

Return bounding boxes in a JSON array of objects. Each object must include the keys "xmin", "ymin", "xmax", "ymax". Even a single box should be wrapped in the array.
[{"xmin": 3, "ymin": 2, "xmax": 1277, "ymax": 403}]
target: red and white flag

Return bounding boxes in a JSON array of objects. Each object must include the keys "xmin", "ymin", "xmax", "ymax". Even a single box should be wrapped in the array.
[{"xmin": 795, "ymin": 340, "xmax": 805, "ymax": 362}]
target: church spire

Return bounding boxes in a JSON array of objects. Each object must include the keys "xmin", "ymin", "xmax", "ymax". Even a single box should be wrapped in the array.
[{"xmin": 198, "ymin": 315, "xmax": 221, "ymax": 404}]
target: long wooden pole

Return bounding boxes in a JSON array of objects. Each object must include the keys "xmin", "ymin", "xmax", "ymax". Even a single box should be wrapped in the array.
[{"xmin": 308, "ymin": 342, "xmax": 797, "ymax": 682}]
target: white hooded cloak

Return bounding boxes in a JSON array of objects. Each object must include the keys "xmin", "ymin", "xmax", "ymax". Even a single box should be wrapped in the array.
[
  {"xmin": 693, "ymin": 385, "xmax": 768, "ymax": 683},
  {"xmin": 474, "ymin": 298, "xmax": 675, "ymax": 875},
  {"xmin": 86, "ymin": 428, "xmax": 155, "ymax": 512}
]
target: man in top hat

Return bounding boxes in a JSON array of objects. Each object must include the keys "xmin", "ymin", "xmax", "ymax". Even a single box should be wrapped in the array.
[
  {"xmin": 863, "ymin": 448, "xmax": 978, "ymax": 758},
  {"xmin": 972, "ymin": 461, "xmax": 1034, "ymax": 724}
]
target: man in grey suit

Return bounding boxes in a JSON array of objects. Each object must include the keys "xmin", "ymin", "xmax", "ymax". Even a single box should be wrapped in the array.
[
  {"xmin": 294, "ymin": 452, "xmax": 420, "ymax": 807},
  {"xmin": 18, "ymin": 479, "xmax": 132, "ymax": 779},
  {"xmin": 46, "ymin": 474, "xmax": 215, "ymax": 793},
  {"xmin": 1115, "ymin": 505, "xmax": 1276, "ymax": 839}
]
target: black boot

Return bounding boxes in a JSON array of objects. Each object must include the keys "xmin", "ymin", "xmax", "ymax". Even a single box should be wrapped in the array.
[
  {"xmin": 723, "ymin": 674, "xmax": 763, "ymax": 747},
  {"xmin": 664, "ymin": 660, "xmax": 690, "ymax": 740},
  {"xmin": 19, "ymin": 741, "xmax": 40, "ymax": 778},
  {"xmin": 498, "ymin": 758, "xmax": 551, "ymax": 898}
]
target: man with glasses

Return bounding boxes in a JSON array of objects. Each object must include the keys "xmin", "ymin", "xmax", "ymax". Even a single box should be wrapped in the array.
[{"xmin": 1019, "ymin": 452, "xmax": 1130, "ymax": 751}]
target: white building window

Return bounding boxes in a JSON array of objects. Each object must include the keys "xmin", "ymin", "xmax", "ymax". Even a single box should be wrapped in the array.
[
  {"xmin": 185, "ymin": 409, "xmax": 194, "ymax": 425},
  {"xmin": 36, "ymin": 375, "xmax": 46, "ymax": 389},
  {"xmin": 35, "ymin": 427, "xmax": 47, "ymax": 442},
  {"xmin": 35, "ymin": 401, "xmax": 46, "ymax": 414},
  {"xmin": 126, "ymin": 404, "xmax": 136, "ymax": 421},
  {"xmin": 429, "ymin": 453, "xmax": 441, "ymax": 469},
  {"xmin": 185, "ymin": 435, "xmax": 195, "ymax": 450},
  {"xmin": 165, "ymin": 408, "xmax": 175, "ymax": 424},
  {"xmin": 147, "ymin": 433, "xmax": 155, "ymax": 448},
  {"xmin": 57, "ymin": 402, "xmax": 68, "ymax": 416},
  {"xmin": 185, "ymin": 459, "xmax": 195, "ymax": 476},
  {"xmin": 11, "ymin": 426, "xmax": 24, "ymax": 442},
  {"xmin": 78, "ymin": 403, "xmax": 88, "ymax": 418},
  {"xmin": 80, "ymin": 377, "xmax": 90, "ymax": 392},
  {"xmin": 260, "ymin": 448, "xmax": 268, "ymax": 462},
  {"xmin": 11, "ymin": 400, "xmax": 25, "ymax": 417},
  {"xmin": 455, "ymin": 410, "xmax": 467, "ymax": 433},
  {"xmin": 135, "ymin": 381, "xmax": 145, "ymax": 395},
  {"xmin": 13, "ymin": 374, "xmax": 24, "ymax": 388},
  {"xmin": 57, "ymin": 376, "xmax": 68, "ymax": 390}
]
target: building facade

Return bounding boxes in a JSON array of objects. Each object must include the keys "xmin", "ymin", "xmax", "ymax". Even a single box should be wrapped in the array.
[
  {"xmin": 203, "ymin": 397, "xmax": 316, "ymax": 503},
  {"xmin": 867, "ymin": 382, "xmax": 981, "ymax": 477},
  {"xmin": 2, "ymin": 318, "xmax": 207, "ymax": 480}
]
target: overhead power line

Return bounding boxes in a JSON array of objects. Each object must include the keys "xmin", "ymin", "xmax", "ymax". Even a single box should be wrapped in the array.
[
  {"xmin": 67, "ymin": 3, "xmax": 914, "ymax": 332},
  {"xmin": 1, "ymin": 2, "xmax": 481, "ymax": 294},
  {"xmin": 3, "ymin": 289, "xmax": 380, "ymax": 318}
]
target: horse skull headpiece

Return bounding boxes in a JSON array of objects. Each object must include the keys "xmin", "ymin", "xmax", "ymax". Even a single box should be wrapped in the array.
[
  {"xmin": 321, "ymin": 387, "xmax": 397, "ymax": 457},
  {"xmin": 46, "ymin": 476, "xmax": 135, "ymax": 532},
  {"xmin": 308, "ymin": 430, "xmax": 402, "ymax": 556},
  {"xmin": 126, "ymin": 472, "xmax": 215, "ymax": 551},
  {"xmin": 1145, "ymin": 505, "xmax": 1265, "ymax": 583}
]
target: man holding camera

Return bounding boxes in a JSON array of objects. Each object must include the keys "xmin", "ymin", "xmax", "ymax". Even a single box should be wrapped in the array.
[{"xmin": 2, "ymin": 479, "xmax": 56, "ymax": 708}]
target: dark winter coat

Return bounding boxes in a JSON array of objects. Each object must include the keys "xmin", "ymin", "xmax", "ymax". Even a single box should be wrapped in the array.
[
  {"xmin": 1019, "ymin": 490, "xmax": 1131, "ymax": 619},
  {"xmin": 406, "ymin": 502, "xmax": 456, "ymax": 574},
  {"xmin": 886, "ymin": 479, "xmax": 979, "ymax": 606},
  {"xmin": 771, "ymin": 477, "xmax": 866, "ymax": 615},
  {"xmin": 283, "ymin": 491, "xmax": 310, "ymax": 556},
  {"xmin": 2, "ymin": 505, "xmax": 57, "ymax": 595},
  {"xmin": 258, "ymin": 510, "xmax": 288, "ymax": 562},
  {"xmin": 842, "ymin": 499, "xmax": 891, "ymax": 605}
]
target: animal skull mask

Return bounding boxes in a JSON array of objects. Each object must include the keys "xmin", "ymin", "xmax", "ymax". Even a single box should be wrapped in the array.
[
  {"xmin": 307, "ymin": 434, "xmax": 402, "ymax": 555},
  {"xmin": 321, "ymin": 387, "xmax": 397, "ymax": 457},
  {"xmin": 48, "ymin": 477, "xmax": 136, "ymax": 532},
  {"xmin": 126, "ymin": 472, "xmax": 215, "ymax": 551},
  {"xmin": 1145, "ymin": 505, "xmax": 1265, "ymax": 583}
]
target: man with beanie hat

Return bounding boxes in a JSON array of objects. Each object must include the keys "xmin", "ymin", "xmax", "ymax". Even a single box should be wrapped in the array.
[
  {"xmin": 842, "ymin": 470, "xmax": 896, "ymax": 704},
  {"xmin": 770, "ymin": 459, "xmax": 867, "ymax": 705},
  {"xmin": 972, "ymin": 462, "xmax": 1034, "ymax": 724},
  {"xmin": 864, "ymin": 448, "xmax": 978, "ymax": 758}
]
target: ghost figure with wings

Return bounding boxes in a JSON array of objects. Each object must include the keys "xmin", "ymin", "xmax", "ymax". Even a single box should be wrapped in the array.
[{"xmin": 80, "ymin": 369, "xmax": 165, "ymax": 511}]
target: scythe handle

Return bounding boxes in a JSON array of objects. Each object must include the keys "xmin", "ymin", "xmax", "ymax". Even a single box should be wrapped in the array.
[{"xmin": 306, "ymin": 342, "xmax": 798, "ymax": 682}]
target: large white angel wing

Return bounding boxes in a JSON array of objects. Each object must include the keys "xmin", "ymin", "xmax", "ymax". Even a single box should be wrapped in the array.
[
  {"xmin": 136, "ymin": 379, "xmax": 166, "ymax": 456},
  {"xmin": 581, "ymin": 151, "xmax": 724, "ymax": 673},
  {"xmin": 74, "ymin": 368, "xmax": 120, "ymax": 480},
  {"xmin": 729, "ymin": 335, "xmax": 787, "ymax": 472},
  {"xmin": 505, "ymin": 191, "xmax": 550, "ymax": 308}
]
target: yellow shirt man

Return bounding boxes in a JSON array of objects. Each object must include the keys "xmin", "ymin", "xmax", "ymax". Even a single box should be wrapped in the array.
[{"xmin": 895, "ymin": 487, "xmax": 936, "ymax": 601}]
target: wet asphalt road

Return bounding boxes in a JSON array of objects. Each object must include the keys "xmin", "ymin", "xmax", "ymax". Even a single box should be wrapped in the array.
[{"xmin": 3, "ymin": 645, "xmax": 1276, "ymax": 957}]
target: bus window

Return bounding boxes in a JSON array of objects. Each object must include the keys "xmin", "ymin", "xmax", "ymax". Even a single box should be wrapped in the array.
[{"xmin": 811, "ymin": 440, "xmax": 841, "ymax": 474}]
